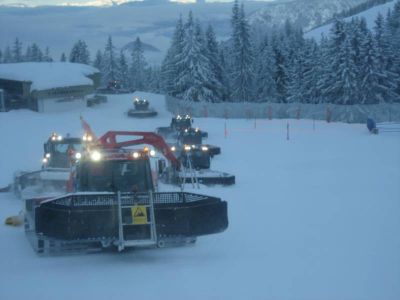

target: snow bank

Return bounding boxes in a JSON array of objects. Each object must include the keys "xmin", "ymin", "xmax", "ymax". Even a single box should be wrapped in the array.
[
  {"xmin": 0, "ymin": 62, "xmax": 99, "ymax": 91},
  {"xmin": 166, "ymin": 96, "xmax": 400, "ymax": 123}
]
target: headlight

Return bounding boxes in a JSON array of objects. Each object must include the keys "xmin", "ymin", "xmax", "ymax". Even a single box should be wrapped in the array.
[
  {"xmin": 75, "ymin": 152, "xmax": 82, "ymax": 160},
  {"xmin": 132, "ymin": 152, "xmax": 140, "ymax": 159},
  {"xmin": 90, "ymin": 151, "xmax": 102, "ymax": 161},
  {"xmin": 45, "ymin": 153, "xmax": 51, "ymax": 158},
  {"xmin": 150, "ymin": 150, "xmax": 156, "ymax": 157},
  {"xmin": 83, "ymin": 134, "xmax": 93, "ymax": 142},
  {"xmin": 201, "ymin": 146, "xmax": 209, "ymax": 151}
]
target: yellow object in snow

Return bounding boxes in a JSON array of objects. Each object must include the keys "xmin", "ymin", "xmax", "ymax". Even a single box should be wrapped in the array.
[{"xmin": 5, "ymin": 215, "xmax": 23, "ymax": 226}]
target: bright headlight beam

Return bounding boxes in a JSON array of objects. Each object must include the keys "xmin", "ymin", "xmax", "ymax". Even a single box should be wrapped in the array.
[{"xmin": 90, "ymin": 151, "xmax": 102, "ymax": 161}]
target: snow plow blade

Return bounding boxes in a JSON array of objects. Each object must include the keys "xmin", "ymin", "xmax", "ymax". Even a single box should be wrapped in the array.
[
  {"xmin": 179, "ymin": 170, "xmax": 235, "ymax": 186},
  {"xmin": 26, "ymin": 192, "xmax": 228, "ymax": 253},
  {"xmin": 13, "ymin": 169, "xmax": 69, "ymax": 199},
  {"xmin": 127, "ymin": 109, "xmax": 158, "ymax": 118}
]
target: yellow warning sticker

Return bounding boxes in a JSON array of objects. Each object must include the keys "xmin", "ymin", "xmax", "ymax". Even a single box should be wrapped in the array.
[{"xmin": 131, "ymin": 206, "xmax": 148, "ymax": 225}]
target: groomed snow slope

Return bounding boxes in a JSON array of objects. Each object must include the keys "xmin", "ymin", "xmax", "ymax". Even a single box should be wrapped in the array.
[
  {"xmin": 0, "ymin": 62, "xmax": 99, "ymax": 91},
  {"xmin": 0, "ymin": 93, "xmax": 399, "ymax": 300},
  {"xmin": 305, "ymin": 0, "xmax": 397, "ymax": 40}
]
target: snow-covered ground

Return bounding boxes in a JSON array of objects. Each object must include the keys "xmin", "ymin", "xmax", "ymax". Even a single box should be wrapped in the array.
[
  {"xmin": 306, "ymin": 0, "xmax": 397, "ymax": 40},
  {"xmin": 0, "ymin": 92, "xmax": 399, "ymax": 300}
]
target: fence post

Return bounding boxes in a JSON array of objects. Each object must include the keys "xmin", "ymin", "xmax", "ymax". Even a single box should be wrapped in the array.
[
  {"xmin": 268, "ymin": 106, "xmax": 272, "ymax": 120},
  {"xmin": 287, "ymin": 122, "xmax": 290, "ymax": 141},
  {"xmin": 224, "ymin": 107, "xmax": 229, "ymax": 119},
  {"xmin": 203, "ymin": 105, "xmax": 208, "ymax": 118},
  {"xmin": 326, "ymin": 107, "xmax": 332, "ymax": 123}
]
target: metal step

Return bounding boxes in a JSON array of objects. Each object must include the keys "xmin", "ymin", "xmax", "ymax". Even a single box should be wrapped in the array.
[{"xmin": 117, "ymin": 191, "xmax": 157, "ymax": 251}]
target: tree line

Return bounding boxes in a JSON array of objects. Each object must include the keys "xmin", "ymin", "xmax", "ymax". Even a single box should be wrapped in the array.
[
  {"xmin": 161, "ymin": 0, "xmax": 400, "ymax": 104},
  {"xmin": 0, "ymin": 36, "xmax": 160, "ymax": 93}
]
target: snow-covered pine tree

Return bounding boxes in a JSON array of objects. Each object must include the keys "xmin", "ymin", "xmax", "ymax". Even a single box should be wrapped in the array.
[
  {"xmin": 117, "ymin": 51, "xmax": 130, "ymax": 89},
  {"xmin": 287, "ymin": 42, "xmax": 307, "ymax": 103},
  {"xmin": 175, "ymin": 12, "xmax": 215, "ymax": 102},
  {"xmin": 218, "ymin": 48, "xmax": 231, "ymax": 101},
  {"xmin": 230, "ymin": 2, "xmax": 254, "ymax": 102},
  {"xmin": 130, "ymin": 37, "xmax": 147, "ymax": 91},
  {"xmin": 161, "ymin": 15, "xmax": 185, "ymax": 96},
  {"xmin": 205, "ymin": 24, "xmax": 224, "ymax": 102},
  {"xmin": 331, "ymin": 34, "xmax": 359, "ymax": 105},
  {"xmin": 302, "ymin": 39, "xmax": 322, "ymax": 104},
  {"xmin": 102, "ymin": 36, "xmax": 118, "ymax": 85},
  {"xmin": 271, "ymin": 34, "xmax": 288, "ymax": 103},
  {"xmin": 359, "ymin": 31, "xmax": 399, "ymax": 104},
  {"xmin": 12, "ymin": 38, "xmax": 23, "ymax": 63},
  {"xmin": 253, "ymin": 35, "xmax": 277, "ymax": 102},
  {"xmin": 146, "ymin": 66, "xmax": 162, "ymax": 93},
  {"xmin": 69, "ymin": 40, "xmax": 90, "ymax": 64},
  {"xmin": 93, "ymin": 50, "xmax": 103, "ymax": 70},
  {"xmin": 3, "ymin": 47, "xmax": 12, "ymax": 63},
  {"xmin": 43, "ymin": 47, "xmax": 53, "ymax": 62},
  {"xmin": 318, "ymin": 18, "xmax": 346, "ymax": 104},
  {"xmin": 346, "ymin": 18, "xmax": 367, "ymax": 103},
  {"xmin": 30, "ymin": 43, "xmax": 43, "ymax": 62},
  {"xmin": 24, "ymin": 46, "xmax": 32, "ymax": 62}
]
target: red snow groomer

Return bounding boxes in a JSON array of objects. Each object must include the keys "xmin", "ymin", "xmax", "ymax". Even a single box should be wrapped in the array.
[{"xmin": 25, "ymin": 124, "xmax": 228, "ymax": 254}]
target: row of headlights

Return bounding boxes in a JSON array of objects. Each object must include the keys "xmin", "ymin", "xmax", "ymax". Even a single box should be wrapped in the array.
[
  {"xmin": 176, "ymin": 114, "xmax": 191, "ymax": 120},
  {"xmin": 134, "ymin": 97, "xmax": 147, "ymax": 103},
  {"xmin": 82, "ymin": 134, "xmax": 93, "ymax": 142},
  {"xmin": 90, "ymin": 149, "xmax": 156, "ymax": 162},
  {"xmin": 172, "ymin": 145, "xmax": 208, "ymax": 152},
  {"xmin": 42, "ymin": 152, "xmax": 82, "ymax": 164},
  {"xmin": 50, "ymin": 134, "xmax": 63, "ymax": 141},
  {"xmin": 184, "ymin": 128, "xmax": 200, "ymax": 133}
]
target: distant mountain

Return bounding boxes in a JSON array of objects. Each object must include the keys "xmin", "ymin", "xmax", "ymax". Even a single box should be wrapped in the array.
[
  {"xmin": 248, "ymin": 0, "xmax": 369, "ymax": 32},
  {"xmin": 121, "ymin": 40, "xmax": 160, "ymax": 53},
  {"xmin": 305, "ymin": 0, "xmax": 397, "ymax": 40},
  {"xmin": 60, "ymin": 0, "xmax": 131, "ymax": 7}
]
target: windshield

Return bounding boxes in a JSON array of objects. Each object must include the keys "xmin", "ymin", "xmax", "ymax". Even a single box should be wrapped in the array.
[
  {"xmin": 53, "ymin": 142, "xmax": 83, "ymax": 154},
  {"xmin": 77, "ymin": 159, "xmax": 153, "ymax": 193},
  {"xmin": 181, "ymin": 133, "xmax": 202, "ymax": 145}
]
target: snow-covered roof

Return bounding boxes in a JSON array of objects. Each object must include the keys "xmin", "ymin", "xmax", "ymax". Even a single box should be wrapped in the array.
[{"xmin": 0, "ymin": 62, "xmax": 99, "ymax": 91}]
